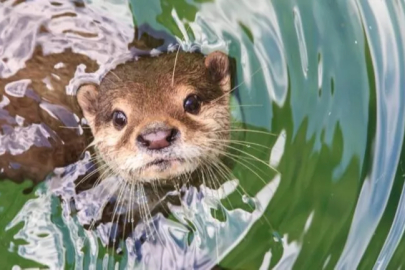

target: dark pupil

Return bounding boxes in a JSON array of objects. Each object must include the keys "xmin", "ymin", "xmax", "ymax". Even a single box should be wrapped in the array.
[
  {"xmin": 112, "ymin": 111, "xmax": 127, "ymax": 128},
  {"xmin": 184, "ymin": 95, "xmax": 201, "ymax": 114}
]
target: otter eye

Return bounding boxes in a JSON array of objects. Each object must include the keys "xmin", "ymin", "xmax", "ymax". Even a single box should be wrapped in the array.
[
  {"xmin": 112, "ymin": 110, "xmax": 127, "ymax": 129},
  {"xmin": 183, "ymin": 95, "xmax": 201, "ymax": 115}
]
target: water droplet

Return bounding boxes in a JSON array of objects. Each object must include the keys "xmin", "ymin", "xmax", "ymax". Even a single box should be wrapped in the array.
[
  {"xmin": 355, "ymin": 40, "xmax": 358, "ymax": 44},
  {"xmin": 242, "ymin": 195, "xmax": 249, "ymax": 203}
]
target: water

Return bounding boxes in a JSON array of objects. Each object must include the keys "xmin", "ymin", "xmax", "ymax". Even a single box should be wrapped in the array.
[{"xmin": 0, "ymin": 0, "xmax": 405, "ymax": 269}]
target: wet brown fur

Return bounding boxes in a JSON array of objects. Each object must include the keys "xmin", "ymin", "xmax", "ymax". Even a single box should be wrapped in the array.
[{"xmin": 0, "ymin": 46, "xmax": 98, "ymax": 183}]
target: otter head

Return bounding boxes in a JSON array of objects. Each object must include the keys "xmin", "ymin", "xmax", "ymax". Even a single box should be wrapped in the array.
[{"xmin": 77, "ymin": 51, "xmax": 231, "ymax": 183}]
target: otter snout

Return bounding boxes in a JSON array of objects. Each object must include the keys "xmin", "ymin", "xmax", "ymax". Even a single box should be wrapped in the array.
[{"xmin": 136, "ymin": 126, "xmax": 179, "ymax": 150}]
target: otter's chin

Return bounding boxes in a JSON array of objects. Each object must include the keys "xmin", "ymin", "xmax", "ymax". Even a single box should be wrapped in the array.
[{"xmin": 135, "ymin": 159, "xmax": 198, "ymax": 182}]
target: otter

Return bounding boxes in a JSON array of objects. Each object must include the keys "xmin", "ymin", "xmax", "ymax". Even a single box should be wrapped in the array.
[
  {"xmin": 1, "ymin": 45, "xmax": 235, "ymax": 246},
  {"xmin": 73, "ymin": 50, "xmax": 234, "ymax": 244},
  {"xmin": 76, "ymin": 50, "xmax": 232, "ymax": 185},
  {"xmin": 0, "ymin": 49, "xmax": 232, "ymax": 184}
]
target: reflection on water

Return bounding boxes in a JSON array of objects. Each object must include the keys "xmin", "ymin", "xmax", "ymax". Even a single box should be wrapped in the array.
[{"xmin": 0, "ymin": 0, "xmax": 405, "ymax": 269}]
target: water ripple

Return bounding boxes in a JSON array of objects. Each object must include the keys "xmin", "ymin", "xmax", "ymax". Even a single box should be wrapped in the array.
[
  {"xmin": 293, "ymin": 6, "xmax": 308, "ymax": 78},
  {"xmin": 336, "ymin": 0, "xmax": 405, "ymax": 268}
]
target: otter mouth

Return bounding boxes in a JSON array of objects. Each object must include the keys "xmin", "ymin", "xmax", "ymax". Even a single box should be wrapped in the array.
[
  {"xmin": 131, "ymin": 157, "xmax": 197, "ymax": 181},
  {"xmin": 145, "ymin": 158, "xmax": 184, "ymax": 168}
]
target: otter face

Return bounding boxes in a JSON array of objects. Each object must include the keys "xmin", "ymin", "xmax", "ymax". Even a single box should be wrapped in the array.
[{"xmin": 77, "ymin": 51, "xmax": 232, "ymax": 183}]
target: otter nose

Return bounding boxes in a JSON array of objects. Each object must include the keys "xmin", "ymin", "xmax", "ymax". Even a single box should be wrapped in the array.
[{"xmin": 137, "ymin": 128, "xmax": 178, "ymax": 150}]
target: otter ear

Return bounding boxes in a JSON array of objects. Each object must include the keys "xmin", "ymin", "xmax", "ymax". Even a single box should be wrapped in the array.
[
  {"xmin": 205, "ymin": 51, "xmax": 231, "ymax": 92},
  {"xmin": 77, "ymin": 84, "xmax": 99, "ymax": 127}
]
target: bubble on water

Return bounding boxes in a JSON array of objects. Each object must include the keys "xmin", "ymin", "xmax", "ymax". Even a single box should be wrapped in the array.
[{"xmin": 242, "ymin": 194, "xmax": 249, "ymax": 203}]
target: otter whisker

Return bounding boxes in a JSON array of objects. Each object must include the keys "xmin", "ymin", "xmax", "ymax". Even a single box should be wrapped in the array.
[
  {"xmin": 151, "ymin": 180, "xmax": 160, "ymax": 200},
  {"xmin": 85, "ymin": 168, "xmax": 116, "ymax": 244},
  {"xmin": 204, "ymin": 147, "xmax": 271, "ymax": 189},
  {"xmin": 197, "ymin": 159, "xmax": 222, "ymax": 202},
  {"xmin": 107, "ymin": 70, "xmax": 123, "ymax": 82},
  {"xmin": 206, "ymin": 138, "xmax": 274, "ymax": 151},
  {"xmin": 214, "ymin": 159, "xmax": 275, "ymax": 230},
  {"xmin": 74, "ymin": 162, "xmax": 110, "ymax": 188},
  {"xmin": 220, "ymin": 143, "xmax": 279, "ymax": 174},
  {"xmin": 138, "ymin": 183, "xmax": 157, "ymax": 241},
  {"xmin": 58, "ymin": 125, "xmax": 91, "ymax": 129},
  {"xmin": 216, "ymin": 104, "xmax": 264, "ymax": 108},
  {"xmin": 81, "ymin": 181, "xmax": 113, "ymax": 250},
  {"xmin": 206, "ymin": 160, "xmax": 236, "ymax": 211},
  {"xmin": 122, "ymin": 182, "xmax": 131, "ymax": 246},
  {"xmin": 205, "ymin": 162, "xmax": 224, "ymax": 198},
  {"xmin": 171, "ymin": 44, "xmax": 181, "ymax": 87},
  {"xmin": 206, "ymin": 139, "xmax": 281, "ymax": 166},
  {"xmin": 91, "ymin": 167, "xmax": 111, "ymax": 190},
  {"xmin": 103, "ymin": 76, "xmax": 121, "ymax": 88},
  {"xmin": 130, "ymin": 181, "xmax": 135, "ymax": 237},
  {"xmin": 203, "ymin": 163, "xmax": 221, "ymax": 262},
  {"xmin": 199, "ymin": 157, "xmax": 275, "ymax": 231},
  {"xmin": 208, "ymin": 152, "xmax": 273, "ymax": 234},
  {"xmin": 210, "ymin": 64, "xmax": 269, "ymax": 104},
  {"xmin": 203, "ymin": 129, "xmax": 278, "ymax": 136},
  {"xmin": 204, "ymin": 145, "xmax": 262, "ymax": 165},
  {"xmin": 201, "ymin": 161, "xmax": 232, "ymax": 262},
  {"xmin": 136, "ymin": 184, "xmax": 148, "ymax": 234},
  {"xmin": 87, "ymin": 170, "xmax": 115, "ymax": 232},
  {"xmin": 214, "ymin": 160, "xmax": 251, "ymax": 201},
  {"xmin": 107, "ymin": 179, "xmax": 127, "ymax": 252},
  {"xmin": 171, "ymin": 24, "xmax": 191, "ymax": 87},
  {"xmin": 175, "ymin": 176, "xmax": 187, "ymax": 218},
  {"xmin": 112, "ymin": 179, "xmax": 129, "ymax": 250},
  {"xmin": 77, "ymin": 145, "xmax": 95, "ymax": 161},
  {"xmin": 205, "ymin": 144, "xmax": 273, "ymax": 177}
]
